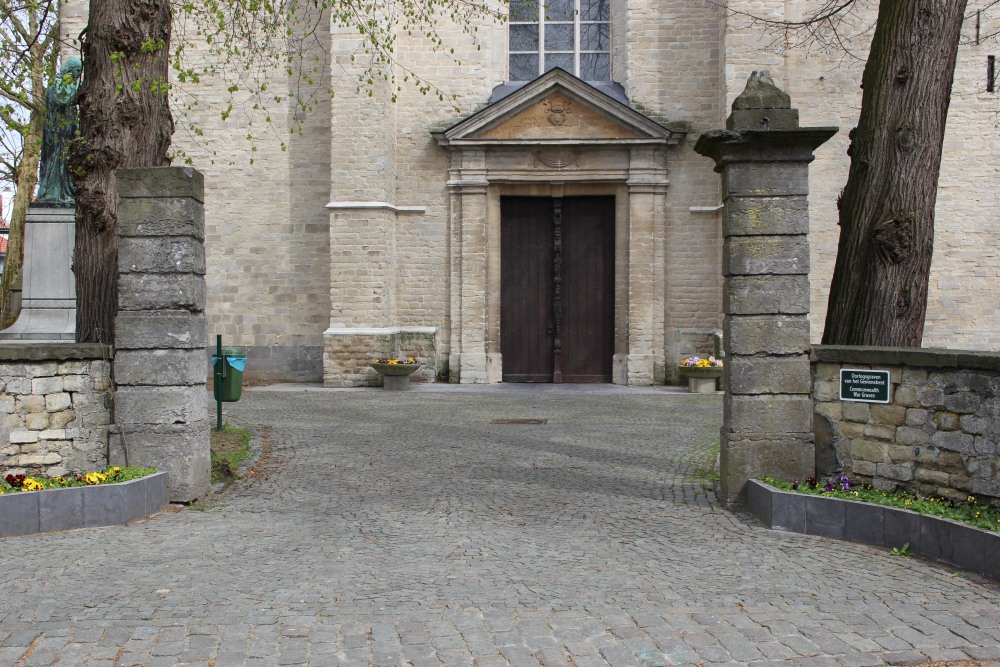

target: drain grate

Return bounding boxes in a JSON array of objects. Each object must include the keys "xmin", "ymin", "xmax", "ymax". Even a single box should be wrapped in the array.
[{"xmin": 490, "ymin": 418, "xmax": 547, "ymax": 425}]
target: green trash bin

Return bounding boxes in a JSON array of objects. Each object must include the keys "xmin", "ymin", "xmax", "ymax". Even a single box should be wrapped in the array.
[{"xmin": 212, "ymin": 347, "xmax": 246, "ymax": 402}]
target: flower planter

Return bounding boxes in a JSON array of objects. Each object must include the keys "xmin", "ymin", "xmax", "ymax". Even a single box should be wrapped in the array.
[
  {"xmin": 0, "ymin": 472, "xmax": 168, "ymax": 538},
  {"xmin": 371, "ymin": 362, "xmax": 420, "ymax": 390},
  {"xmin": 679, "ymin": 365, "xmax": 723, "ymax": 393},
  {"xmin": 747, "ymin": 479, "xmax": 1000, "ymax": 582}
]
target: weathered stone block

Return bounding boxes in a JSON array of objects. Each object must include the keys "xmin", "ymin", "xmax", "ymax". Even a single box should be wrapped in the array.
[
  {"xmin": 863, "ymin": 423, "xmax": 895, "ymax": 442},
  {"xmin": 959, "ymin": 414, "xmax": 990, "ymax": 436},
  {"xmin": 896, "ymin": 426, "xmax": 930, "ymax": 447},
  {"xmin": 724, "ymin": 196, "xmax": 809, "ymax": 236},
  {"xmin": 813, "ymin": 380, "xmax": 839, "ymax": 402},
  {"xmin": 839, "ymin": 421, "xmax": 865, "ymax": 439},
  {"xmin": 45, "ymin": 392, "xmax": 71, "ymax": 412},
  {"xmin": 0, "ymin": 395, "xmax": 14, "ymax": 414},
  {"xmin": 901, "ymin": 368, "xmax": 928, "ymax": 386},
  {"xmin": 888, "ymin": 444, "xmax": 914, "ymax": 463},
  {"xmin": 871, "ymin": 404, "xmax": 906, "ymax": 426},
  {"xmin": 852, "ymin": 460, "xmax": 876, "ymax": 476},
  {"xmin": 118, "ymin": 421, "xmax": 211, "ymax": 502},
  {"xmin": 724, "ymin": 236, "xmax": 809, "ymax": 276},
  {"xmin": 114, "ymin": 349, "xmax": 207, "ymax": 386},
  {"xmin": 39, "ymin": 429, "xmax": 67, "ymax": 440},
  {"xmin": 115, "ymin": 386, "xmax": 208, "ymax": 426},
  {"xmin": 892, "ymin": 385, "xmax": 918, "ymax": 407},
  {"xmin": 725, "ymin": 394, "xmax": 813, "ymax": 434},
  {"xmin": 32, "ymin": 376, "xmax": 64, "ymax": 395},
  {"xmin": 915, "ymin": 468, "xmax": 950, "ymax": 485},
  {"xmin": 719, "ymin": 433, "xmax": 815, "ymax": 508},
  {"xmin": 944, "ymin": 391, "xmax": 981, "ymax": 415},
  {"xmin": 117, "ymin": 166, "xmax": 204, "ymax": 203},
  {"xmin": 852, "ymin": 438, "xmax": 889, "ymax": 464},
  {"xmin": 119, "ymin": 236, "xmax": 206, "ymax": 275},
  {"xmin": 24, "ymin": 413, "xmax": 49, "ymax": 430},
  {"xmin": 723, "ymin": 162, "xmax": 809, "ymax": 197},
  {"xmin": 842, "ymin": 401, "xmax": 870, "ymax": 423},
  {"xmin": 724, "ymin": 275, "xmax": 809, "ymax": 315},
  {"xmin": 62, "ymin": 375, "xmax": 89, "ymax": 392},
  {"xmin": 934, "ymin": 411, "xmax": 960, "ymax": 431},
  {"xmin": 918, "ymin": 387, "xmax": 945, "ymax": 409},
  {"xmin": 931, "ymin": 430, "xmax": 974, "ymax": 454},
  {"xmin": 114, "ymin": 311, "xmax": 208, "ymax": 350},
  {"xmin": 814, "ymin": 400, "xmax": 842, "ymax": 422},
  {"xmin": 877, "ymin": 462, "xmax": 914, "ymax": 482},
  {"xmin": 724, "ymin": 315, "xmax": 810, "ymax": 355},
  {"xmin": 727, "ymin": 355, "xmax": 811, "ymax": 394},
  {"xmin": 118, "ymin": 274, "xmax": 206, "ymax": 312},
  {"xmin": 905, "ymin": 408, "xmax": 930, "ymax": 427}
]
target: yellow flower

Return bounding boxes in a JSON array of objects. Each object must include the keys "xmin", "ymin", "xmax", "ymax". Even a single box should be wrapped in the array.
[
  {"xmin": 967, "ymin": 495, "xmax": 976, "ymax": 504},
  {"xmin": 84, "ymin": 472, "xmax": 107, "ymax": 485},
  {"xmin": 23, "ymin": 478, "xmax": 44, "ymax": 491},
  {"xmin": 111, "ymin": 467, "xmax": 122, "ymax": 474}
]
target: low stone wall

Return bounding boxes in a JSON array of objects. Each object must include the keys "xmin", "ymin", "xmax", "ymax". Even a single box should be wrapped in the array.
[
  {"xmin": 812, "ymin": 346, "xmax": 1000, "ymax": 506},
  {"xmin": 0, "ymin": 344, "xmax": 111, "ymax": 478}
]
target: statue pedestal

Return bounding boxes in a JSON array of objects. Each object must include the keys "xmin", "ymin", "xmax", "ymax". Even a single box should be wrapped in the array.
[{"xmin": 0, "ymin": 205, "xmax": 75, "ymax": 341}]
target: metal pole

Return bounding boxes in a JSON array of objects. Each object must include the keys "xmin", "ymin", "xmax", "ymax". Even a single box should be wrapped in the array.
[{"xmin": 215, "ymin": 334, "xmax": 223, "ymax": 431}]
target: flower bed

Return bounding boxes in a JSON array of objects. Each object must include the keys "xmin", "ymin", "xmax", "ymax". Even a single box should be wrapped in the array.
[
  {"xmin": 0, "ymin": 467, "xmax": 167, "ymax": 538},
  {"xmin": 747, "ymin": 478, "xmax": 1000, "ymax": 582}
]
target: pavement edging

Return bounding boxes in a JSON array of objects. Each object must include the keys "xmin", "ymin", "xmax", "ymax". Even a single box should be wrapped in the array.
[
  {"xmin": 747, "ymin": 478, "xmax": 1000, "ymax": 582},
  {"xmin": 0, "ymin": 471, "xmax": 168, "ymax": 538}
]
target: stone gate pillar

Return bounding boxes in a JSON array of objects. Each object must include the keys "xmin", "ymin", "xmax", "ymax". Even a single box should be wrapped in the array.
[
  {"xmin": 113, "ymin": 167, "xmax": 210, "ymax": 502},
  {"xmin": 694, "ymin": 72, "xmax": 837, "ymax": 508}
]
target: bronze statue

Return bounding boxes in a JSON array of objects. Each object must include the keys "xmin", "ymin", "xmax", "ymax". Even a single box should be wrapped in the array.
[{"xmin": 36, "ymin": 57, "xmax": 82, "ymax": 206}]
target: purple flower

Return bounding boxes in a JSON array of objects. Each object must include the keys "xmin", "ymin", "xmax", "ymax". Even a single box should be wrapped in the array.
[
  {"xmin": 838, "ymin": 475, "xmax": 850, "ymax": 491},
  {"xmin": 824, "ymin": 481, "xmax": 834, "ymax": 492}
]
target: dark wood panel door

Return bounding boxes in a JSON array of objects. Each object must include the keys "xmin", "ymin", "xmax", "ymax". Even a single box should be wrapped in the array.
[
  {"xmin": 501, "ymin": 197, "xmax": 554, "ymax": 382},
  {"xmin": 561, "ymin": 197, "xmax": 615, "ymax": 382},
  {"xmin": 501, "ymin": 196, "xmax": 615, "ymax": 383}
]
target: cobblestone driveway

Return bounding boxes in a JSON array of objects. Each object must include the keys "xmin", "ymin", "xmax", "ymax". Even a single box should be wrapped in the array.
[{"xmin": 2, "ymin": 385, "xmax": 999, "ymax": 667}]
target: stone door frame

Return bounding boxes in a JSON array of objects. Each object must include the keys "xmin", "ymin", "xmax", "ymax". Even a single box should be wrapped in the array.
[
  {"xmin": 434, "ymin": 144, "xmax": 677, "ymax": 384},
  {"xmin": 433, "ymin": 70, "xmax": 685, "ymax": 385}
]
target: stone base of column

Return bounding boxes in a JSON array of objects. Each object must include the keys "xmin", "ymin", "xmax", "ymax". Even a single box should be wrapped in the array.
[
  {"xmin": 719, "ymin": 432, "xmax": 815, "ymax": 508},
  {"xmin": 0, "ymin": 206, "xmax": 75, "ymax": 342}
]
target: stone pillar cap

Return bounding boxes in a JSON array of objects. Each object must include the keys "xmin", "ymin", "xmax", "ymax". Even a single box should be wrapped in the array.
[{"xmin": 728, "ymin": 71, "xmax": 799, "ymax": 131}]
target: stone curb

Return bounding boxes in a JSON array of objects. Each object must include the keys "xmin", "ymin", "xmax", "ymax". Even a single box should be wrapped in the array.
[
  {"xmin": 747, "ymin": 479, "xmax": 1000, "ymax": 582},
  {"xmin": 0, "ymin": 472, "xmax": 168, "ymax": 538}
]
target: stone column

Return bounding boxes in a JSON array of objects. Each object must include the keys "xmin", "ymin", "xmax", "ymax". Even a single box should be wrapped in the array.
[
  {"xmin": 694, "ymin": 72, "xmax": 837, "ymax": 507},
  {"xmin": 113, "ymin": 167, "xmax": 210, "ymax": 502}
]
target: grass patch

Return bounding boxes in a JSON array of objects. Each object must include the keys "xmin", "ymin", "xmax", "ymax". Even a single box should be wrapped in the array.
[
  {"xmin": 762, "ymin": 475, "xmax": 1000, "ymax": 533},
  {"xmin": 210, "ymin": 423, "xmax": 252, "ymax": 483}
]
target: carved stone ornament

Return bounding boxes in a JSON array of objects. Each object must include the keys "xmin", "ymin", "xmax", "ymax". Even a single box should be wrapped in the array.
[
  {"xmin": 542, "ymin": 97, "xmax": 573, "ymax": 126},
  {"xmin": 533, "ymin": 150, "xmax": 579, "ymax": 169}
]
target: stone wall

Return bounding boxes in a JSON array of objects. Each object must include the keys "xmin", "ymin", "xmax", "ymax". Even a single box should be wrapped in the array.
[
  {"xmin": 812, "ymin": 346, "xmax": 1000, "ymax": 506},
  {"xmin": 0, "ymin": 344, "xmax": 111, "ymax": 478}
]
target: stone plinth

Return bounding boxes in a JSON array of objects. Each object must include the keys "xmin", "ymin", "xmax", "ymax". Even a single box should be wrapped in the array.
[
  {"xmin": 113, "ymin": 168, "xmax": 210, "ymax": 502},
  {"xmin": 0, "ymin": 206, "xmax": 75, "ymax": 341},
  {"xmin": 695, "ymin": 72, "xmax": 837, "ymax": 508}
]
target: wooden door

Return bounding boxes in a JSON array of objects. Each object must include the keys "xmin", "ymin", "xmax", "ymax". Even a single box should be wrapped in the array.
[
  {"xmin": 501, "ymin": 196, "xmax": 614, "ymax": 383},
  {"xmin": 501, "ymin": 197, "xmax": 554, "ymax": 382}
]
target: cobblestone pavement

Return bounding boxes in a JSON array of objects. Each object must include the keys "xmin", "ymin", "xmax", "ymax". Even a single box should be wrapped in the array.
[{"xmin": 2, "ymin": 385, "xmax": 999, "ymax": 667}]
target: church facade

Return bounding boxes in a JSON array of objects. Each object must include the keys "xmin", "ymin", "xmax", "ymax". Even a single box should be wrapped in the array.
[{"xmin": 61, "ymin": 1, "xmax": 1000, "ymax": 385}]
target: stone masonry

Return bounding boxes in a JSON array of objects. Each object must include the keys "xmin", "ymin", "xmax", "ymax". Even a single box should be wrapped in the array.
[
  {"xmin": 813, "ymin": 346, "xmax": 1000, "ymax": 506},
  {"xmin": 113, "ymin": 167, "xmax": 210, "ymax": 502},
  {"xmin": 695, "ymin": 72, "xmax": 836, "ymax": 508},
  {"xmin": 0, "ymin": 344, "xmax": 110, "ymax": 478}
]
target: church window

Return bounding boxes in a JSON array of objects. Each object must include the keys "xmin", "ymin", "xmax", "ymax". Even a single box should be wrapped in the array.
[{"xmin": 509, "ymin": 0, "xmax": 611, "ymax": 82}]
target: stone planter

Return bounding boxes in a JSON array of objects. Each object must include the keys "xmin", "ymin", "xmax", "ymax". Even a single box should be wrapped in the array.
[
  {"xmin": 371, "ymin": 362, "xmax": 420, "ymax": 390},
  {"xmin": 747, "ymin": 479, "xmax": 1000, "ymax": 582},
  {"xmin": 679, "ymin": 365, "xmax": 723, "ymax": 393},
  {"xmin": 0, "ymin": 472, "xmax": 168, "ymax": 538}
]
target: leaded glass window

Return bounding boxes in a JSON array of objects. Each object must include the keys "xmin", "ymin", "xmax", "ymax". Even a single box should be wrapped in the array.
[{"xmin": 508, "ymin": 0, "xmax": 611, "ymax": 82}]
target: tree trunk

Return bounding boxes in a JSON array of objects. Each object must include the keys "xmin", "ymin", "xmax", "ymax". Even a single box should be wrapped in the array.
[
  {"xmin": 822, "ymin": 0, "xmax": 967, "ymax": 346},
  {"xmin": 69, "ymin": 0, "xmax": 173, "ymax": 344},
  {"xmin": 0, "ymin": 10, "xmax": 53, "ymax": 328}
]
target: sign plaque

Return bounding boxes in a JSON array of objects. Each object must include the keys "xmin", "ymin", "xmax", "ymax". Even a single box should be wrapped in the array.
[{"xmin": 839, "ymin": 368, "xmax": 891, "ymax": 403}]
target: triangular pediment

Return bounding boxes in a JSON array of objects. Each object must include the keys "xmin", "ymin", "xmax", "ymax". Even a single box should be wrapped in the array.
[{"xmin": 437, "ymin": 69, "xmax": 683, "ymax": 146}]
